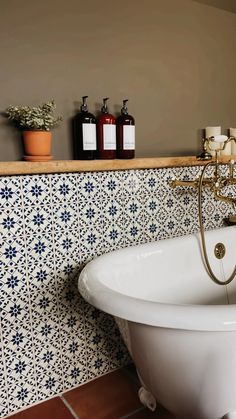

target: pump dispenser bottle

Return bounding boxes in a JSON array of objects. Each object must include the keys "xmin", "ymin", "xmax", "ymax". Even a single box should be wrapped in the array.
[
  {"xmin": 73, "ymin": 96, "xmax": 97, "ymax": 160},
  {"xmin": 116, "ymin": 99, "xmax": 135, "ymax": 159},
  {"xmin": 97, "ymin": 97, "xmax": 116, "ymax": 159}
]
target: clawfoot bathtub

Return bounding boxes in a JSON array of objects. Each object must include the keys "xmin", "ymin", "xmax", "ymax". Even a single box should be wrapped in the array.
[{"xmin": 78, "ymin": 226, "xmax": 236, "ymax": 419}]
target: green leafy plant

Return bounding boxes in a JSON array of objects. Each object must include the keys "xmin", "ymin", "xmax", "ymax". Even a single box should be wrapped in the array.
[{"xmin": 5, "ymin": 100, "xmax": 62, "ymax": 131}]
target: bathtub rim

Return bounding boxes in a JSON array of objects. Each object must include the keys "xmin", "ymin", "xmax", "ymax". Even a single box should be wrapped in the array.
[
  {"xmin": 79, "ymin": 266, "xmax": 236, "ymax": 331},
  {"xmin": 78, "ymin": 226, "xmax": 236, "ymax": 332}
]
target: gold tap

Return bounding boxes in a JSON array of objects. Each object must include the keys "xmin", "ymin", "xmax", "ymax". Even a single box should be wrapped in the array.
[
  {"xmin": 170, "ymin": 178, "xmax": 212, "ymax": 189},
  {"xmin": 171, "ymin": 140, "xmax": 236, "ymax": 206},
  {"xmin": 171, "ymin": 159, "xmax": 236, "ymax": 206},
  {"xmin": 170, "ymin": 136, "xmax": 236, "ymax": 285},
  {"xmin": 214, "ymin": 189, "xmax": 236, "ymax": 207}
]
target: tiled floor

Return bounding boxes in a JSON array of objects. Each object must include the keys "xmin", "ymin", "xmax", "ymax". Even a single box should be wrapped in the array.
[{"xmin": 7, "ymin": 366, "xmax": 175, "ymax": 419}]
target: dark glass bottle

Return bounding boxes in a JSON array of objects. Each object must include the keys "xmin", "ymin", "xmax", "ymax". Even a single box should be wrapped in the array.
[
  {"xmin": 97, "ymin": 97, "xmax": 116, "ymax": 159},
  {"xmin": 73, "ymin": 96, "xmax": 97, "ymax": 160},
  {"xmin": 116, "ymin": 99, "xmax": 135, "ymax": 159}
]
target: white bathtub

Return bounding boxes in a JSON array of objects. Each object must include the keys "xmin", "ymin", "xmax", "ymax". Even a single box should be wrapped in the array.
[{"xmin": 78, "ymin": 226, "xmax": 236, "ymax": 419}]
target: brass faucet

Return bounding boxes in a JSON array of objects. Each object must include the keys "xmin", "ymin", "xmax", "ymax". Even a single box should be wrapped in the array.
[
  {"xmin": 171, "ymin": 137, "xmax": 236, "ymax": 209},
  {"xmin": 170, "ymin": 136, "xmax": 236, "ymax": 285}
]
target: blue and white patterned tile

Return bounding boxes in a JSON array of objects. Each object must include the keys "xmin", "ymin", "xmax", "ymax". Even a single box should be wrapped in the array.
[
  {"xmin": 59, "ymin": 308, "xmax": 83, "ymax": 336},
  {"xmin": 32, "ymin": 326, "xmax": 60, "ymax": 356},
  {"xmin": 5, "ymin": 349, "xmax": 35, "ymax": 383},
  {"xmin": 2, "ymin": 322, "xmax": 33, "ymax": 353},
  {"xmin": 34, "ymin": 343, "xmax": 59, "ymax": 369},
  {"xmin": 86, "ymin": 348, "xmax": 111, "ymax": 381},
  {"xmin": 25, "ymin": 234, "xmax": 54, "ymax": 266},
  {"xmin": 101, "ymin": 198, "xmax": 123, "ymax": 228},
  {"xmin": 21, "ymin": 175, "xmax": 51, "ymax": 207},
  {"xmin": 143, "ymin": 194, "xmax": 160, "ymax": 218},
  {"xmin": 122, "ymin": 170, "xmax": 143, "ymax": 195},
  {"xmin": 61, "ymin": 333, "xmax": 87, "ymax": 362},
  {"xmin": 142, "ymin": 170, "xmax": 165, "ymax": 202},
  {"xmin": 51, "ymin": 174, "xmax": 79, "ymax": 204},
  {"xmin": 120, "ymin": 205, "xmax": 144, "ymax": 244},
  {"xmin": 79, "ymin": 225, "xmax": 104, "ymax": 257},
  {"xmin": 1, "ymin": 293, "xmax": 30, "ymax": 328},
  {"xmin": 1, "ymin": 236, "xmax": 26, "ymax": 270},
  {"xmin": 60, "ymin": 332, "xmax": 87, "ymax": 387},
  {"xmin": 78, "ymin": 200, "xmax": 102, "ymax": 228},
  {"xmin": 123, "ymin": 222, "xmax": 145, "ymax": 246},
  {"xmin": 52, "ymin": 203, "xmax": 79, "ymax": 235},
  {"xmin": 142, "ymin": 218, "xmax": 159, "ymax": 243},
  {"xmin": 54, "ymin": 232, "xmax": 80, "ymax": 263},
  {"xmin": 78, "ymin": 172, "xmax": 101, "ymax": 203},
  {"xmin": 0, "ymin": 206, "xmax": 24, "ymax": 238},
  {"xmin": 4, "ymin": 357, "xmax": 37, "ymax": 411},
  {"xmin": 99, "ymin": 170, "xmax": 124, "ymax": 200},
  {"xmin": 62, "ymin": 357, "xmax": 88, "ymax": 391},
  {"xmin": 35, "ymin": 370, "xmax": 63, "ymax": 400},
  {"xmin": 0, "ymin": 267, "xmax": 27, "ymax": 296},
  {"xmin": 6, "ymin": 380, "xmax": 37, "ymax": 413},
  {"xmin": 0, "ymin": 177, "xmax": 22, "ymax": 209},
  {"xmin": 27, "ymin": 263, "xmax": 54, "ymax": 290},
  {"xmin": 102, "ymin": 223, "xmax": 125, "ymax": 251},
  {"xmin": 30, "ymin": 289, "xmax": 58, "ymax": 319},
  {"xmin": 23, "ymin": 206, "xmax": 53, "ymax": 236}
]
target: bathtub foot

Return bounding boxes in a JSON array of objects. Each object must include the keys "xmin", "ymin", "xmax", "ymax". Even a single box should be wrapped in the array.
[
  {"xmin": 138, "ymin": 386, "xmax": 156, "ymax": 412},
  {"xmin": 222, "ymin": 413, "xmax": 236, "ymax": 419}
]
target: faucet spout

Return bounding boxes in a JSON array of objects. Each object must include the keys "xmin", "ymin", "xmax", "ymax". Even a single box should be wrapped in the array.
[{"xmin": 214, "ymin": 189, "xmax": 236, "ymax": 208}]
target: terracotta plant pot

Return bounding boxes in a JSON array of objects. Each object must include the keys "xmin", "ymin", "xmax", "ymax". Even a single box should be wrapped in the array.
[{"xmin": 23, "ymin": 130, "xmax": 52, "ymax": 161}]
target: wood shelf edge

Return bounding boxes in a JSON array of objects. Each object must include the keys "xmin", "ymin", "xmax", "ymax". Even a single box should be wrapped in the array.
[{"xmin": 0, "ymin": 156, "xmax": 235, "ymax": 176}]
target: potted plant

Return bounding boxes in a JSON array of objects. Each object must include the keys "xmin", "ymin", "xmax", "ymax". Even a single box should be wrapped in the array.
[{"xmin": 5, "ymin": 100, "xmax": 62, "ymax": 161}]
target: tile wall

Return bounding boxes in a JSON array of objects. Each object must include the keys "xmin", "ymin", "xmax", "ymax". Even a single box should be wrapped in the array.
[{"xmin": 0, "ymin": 165, "xmax": 235, "ymax": 417}]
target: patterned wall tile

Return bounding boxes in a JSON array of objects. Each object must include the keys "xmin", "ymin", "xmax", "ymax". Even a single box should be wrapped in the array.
[
  {"xmin": 0, "ymin": 177, "xmax": 22, "ymax": 209},
  {"xmin": 21, "ymin": 176, "xmax": 51, "ymax": 207},
  {"xmin": 0, "ymin": 165, "xmax": 235, "ymax": 417},
  {"xmin": 1, "ymin": 236, "xmax": 27, "ymax": 271},
  {"xmin": 0, "ymin": 207, "xmax": 24, "ymax": 239}
]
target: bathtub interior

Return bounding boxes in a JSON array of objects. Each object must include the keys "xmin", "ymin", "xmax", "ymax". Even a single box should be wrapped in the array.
[{"xmin": 89, "ymin": 226, "xmax": 235, "ymax": 306}]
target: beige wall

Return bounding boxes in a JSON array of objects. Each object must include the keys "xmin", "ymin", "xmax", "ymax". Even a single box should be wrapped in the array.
[
  {"xmin": 0, "ymin": 0, "xmax": 236, "ymax": 160},
  {"xmin": 194, "ymin": 0, "xmax": 236, "ymax": 14}
]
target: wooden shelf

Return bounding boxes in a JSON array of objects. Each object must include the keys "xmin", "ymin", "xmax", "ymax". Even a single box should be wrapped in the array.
[{"xmin": 0, "ymin": 156, "xmax": 235, "ymax": 176}]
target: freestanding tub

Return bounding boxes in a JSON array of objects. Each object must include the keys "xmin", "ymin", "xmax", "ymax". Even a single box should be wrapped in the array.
[{"xmin": 78, "ymin": 226, "xmax": 236, "ymax": 419}]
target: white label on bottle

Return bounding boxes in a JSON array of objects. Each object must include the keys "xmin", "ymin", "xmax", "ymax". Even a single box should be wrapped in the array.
[
  {"xmin": 123, "ymin": 125, "xmax": 135, "ymax": 150},
  {"xmin": 82, "ymin": 123, "xmax": 97, "ymax": 150},
  {"xmin": 103, "ymin": 124, "xmax": 116, "ymax": 150}
]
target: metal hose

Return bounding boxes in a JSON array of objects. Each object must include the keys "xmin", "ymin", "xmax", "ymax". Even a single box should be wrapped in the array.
[{"xmin": 198, "ymin": 162, "xmax": 236, "ymax": 285}]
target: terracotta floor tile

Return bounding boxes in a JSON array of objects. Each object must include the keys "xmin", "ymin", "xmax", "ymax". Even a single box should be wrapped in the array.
[
  {"xmin": 127, "ymin": 406, "xmax": 175, "ymax": 418},
  {"xmin": 8, "ymin": 397, "xmax": 75, "ymax": 419},
  {"xmin": 64, "ymin": 369, "xmax": 142, "ymax": 419}
]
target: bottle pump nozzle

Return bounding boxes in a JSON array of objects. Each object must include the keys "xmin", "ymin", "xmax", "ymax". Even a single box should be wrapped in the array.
[
  {"xmin": 121, "ymin": 99, "xmax": 129, "ymax": 115},
  {"xmin": 81, "ymin": 96, "xmax": 88, "ymax": 112},
  {"xmin": 101, "ymin": 97, "xmax": 109, "ymax": 113}
]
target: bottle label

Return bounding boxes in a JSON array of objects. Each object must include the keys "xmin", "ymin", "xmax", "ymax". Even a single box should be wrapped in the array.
[
  {"xmin": 82, "ymin": 123, "xmax": 97, "ymax": 150},
  {"xmin": 123, "ymin": 125, "xmax": 135, "ymax": 150},
  {"xmin": 103, "ymin": 124, "xmax": 116, "ymax": 150}
]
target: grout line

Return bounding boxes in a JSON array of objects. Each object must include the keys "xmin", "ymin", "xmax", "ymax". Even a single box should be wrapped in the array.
[
  {"xmin": 119, "ymin": 406, "xmax": 146, "ymax": 419},
  {"xmin": 60, "ymin": 395, "xmax": 80, "ymax": 419}
]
